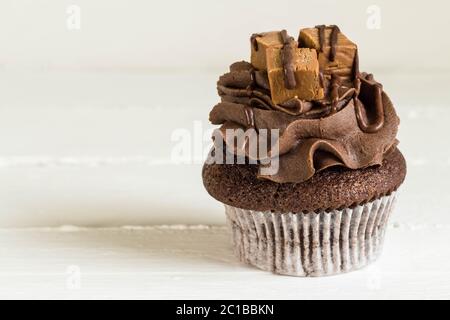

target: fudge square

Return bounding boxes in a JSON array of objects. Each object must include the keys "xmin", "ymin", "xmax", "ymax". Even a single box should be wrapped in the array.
[
  {"xmin": 251, "ymin": 31, "xmax": 284, "ymax": 71},
  {"xmin": 266, "ymin": 47, "xmax": 324, "ymax": 105},
  {"xmin": 298, "ymin": 27, "xmax": 357, "ymax": 80}
]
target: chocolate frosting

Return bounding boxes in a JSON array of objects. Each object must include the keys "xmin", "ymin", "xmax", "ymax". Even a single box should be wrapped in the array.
[{"xmin": 210, "ymin": 28, "xmax": 401, "ymax": 184}]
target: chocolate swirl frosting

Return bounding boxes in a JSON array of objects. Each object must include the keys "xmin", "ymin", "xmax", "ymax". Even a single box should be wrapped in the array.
[{"xmin": 210, "ymin": 29, "xmax": 400, "ymax": 184}]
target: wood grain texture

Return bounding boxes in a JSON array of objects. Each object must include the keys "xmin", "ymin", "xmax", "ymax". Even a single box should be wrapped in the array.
[{"xmin": 0, "ymin": 225, "xmax": 449, "ymax": 299}]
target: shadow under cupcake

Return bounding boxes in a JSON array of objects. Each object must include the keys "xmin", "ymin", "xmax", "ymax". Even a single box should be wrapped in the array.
[{"xmin": 202, "ymin": 26, "xmax": 407, "ymax": 277}]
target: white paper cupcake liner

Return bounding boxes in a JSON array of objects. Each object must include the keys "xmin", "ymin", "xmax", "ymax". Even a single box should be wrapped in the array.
[{"xmin": 225, "ymin": 192, "xmax": 397, "ymax": 277}]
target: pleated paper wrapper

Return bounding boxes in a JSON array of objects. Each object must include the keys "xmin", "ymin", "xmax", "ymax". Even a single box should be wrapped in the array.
[{"xmin": 225, "ymin": 192, "xmax": 397, "ymax": 277}]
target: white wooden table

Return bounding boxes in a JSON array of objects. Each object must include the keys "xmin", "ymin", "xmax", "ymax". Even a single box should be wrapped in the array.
[
  {"xmin": 1, "ymin": 224, "xmax": 449, "ymax": 300},
  {"xmin": 0, "ymin": 71, "xmax": 449, "ymax": 299}
]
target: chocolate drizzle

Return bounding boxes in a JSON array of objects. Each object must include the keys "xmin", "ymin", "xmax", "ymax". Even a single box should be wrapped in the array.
[
  {"xmin": 315, "ymin": 25, "xmax": 326, "ymax": 52},
  {"xmin": 330, "ymin": 74, "xmax": 340, "ymax": 114},
  {"xmin": 354, "ymin": 73, "xmax": 385, "ymax": 133},
  {"xmin": 280, "ymin": 30, "xmax": 297, "ymax": 90},
  {"xmin": 251, "ymin": 33, "xmax": 263, "ymax": 51},
  {"xmin": 319, "ymin": 71, "xmax": 325, "ymax": 88},
  {"xmin": 314, "ymin": 25, "xmax": 340, "ymax": 61},
  {"xmin": 254, "ymin": 70, "xmax": 270, "ymax": 90},
  {"xmin": 353, "ymin": 49, "xmax": 360, "ymax": 79},
  {"xmin": 243, "ymin": 105, "xmax": 255, "ymax": 128},
  {"xmin": 249, "ymin": 97, "xmax": 271, "ymax": 110},
  {"xmin": 329, "ymin": 25, "xmax": 340, "ymax": 61},
  {"xmin": 349, "ymin": 49, "xmax": 385, "ymax": 133}
]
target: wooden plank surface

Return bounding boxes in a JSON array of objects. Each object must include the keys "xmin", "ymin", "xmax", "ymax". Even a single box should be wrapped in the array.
[{"xmin": 1, "ymin": 225, "xmax": 449, "ymax": 299}]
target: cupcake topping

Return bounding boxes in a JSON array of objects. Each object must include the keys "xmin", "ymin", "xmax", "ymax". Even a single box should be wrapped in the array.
[{"xmin": 210, "ymin": 26, "xmax": 400, "ymax": 183}]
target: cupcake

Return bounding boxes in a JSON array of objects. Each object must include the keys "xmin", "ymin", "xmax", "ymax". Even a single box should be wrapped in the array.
[{"xmin": 202, "ymin": 26, "xmax": 406, "ymax": 277}]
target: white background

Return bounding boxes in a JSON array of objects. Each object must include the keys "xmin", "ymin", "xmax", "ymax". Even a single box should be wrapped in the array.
[
  {"xmin": 1, "ymin": 0, "xmax": 450, "ymax": 300},
  {"xmin": 1, "ymin": 0, "xmax": 449, "ymax": 73}
]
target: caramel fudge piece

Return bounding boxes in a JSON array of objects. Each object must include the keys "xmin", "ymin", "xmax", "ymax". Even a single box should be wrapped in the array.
[
  {"xmin": 266, "ymin": 47, "xmax": 323, "ymax": 105},
  {"xmin": 251, "ymin": 32, "xmax": 284, "ymax": 70},
  {"xmin": 299, "ymin": 26, "xmax": 357, "ymax": 79}
]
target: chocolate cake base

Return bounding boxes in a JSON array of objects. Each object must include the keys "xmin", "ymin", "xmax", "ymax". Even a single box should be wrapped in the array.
[{"xmin": 202, "ymin": 148, "xmax": 406, "ymax": 213}]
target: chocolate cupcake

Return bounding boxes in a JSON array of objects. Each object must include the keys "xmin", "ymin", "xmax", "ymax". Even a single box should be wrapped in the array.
[{"xmin": 203, "ymin": 26, "xmax": 406, "ymax": 276}]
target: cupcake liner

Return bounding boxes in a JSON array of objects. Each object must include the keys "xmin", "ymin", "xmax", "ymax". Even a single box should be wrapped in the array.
[{"xmin": 225, "ymin": 192, "xmax": 397, "ymax": 277}]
